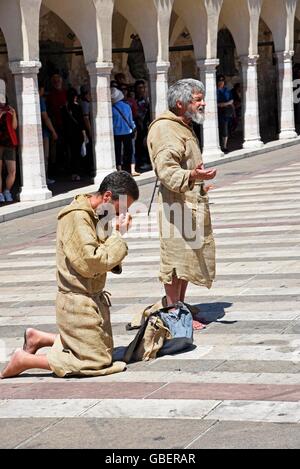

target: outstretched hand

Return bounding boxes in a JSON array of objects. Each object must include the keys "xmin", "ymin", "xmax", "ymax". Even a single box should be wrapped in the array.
[{"xmin": 190, "ymin": 164, "xmax": 217, "ymax": 181}]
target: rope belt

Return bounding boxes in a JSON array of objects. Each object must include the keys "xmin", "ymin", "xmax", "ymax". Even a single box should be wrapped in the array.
[{"xmin": 58, "ymin": 289, "xmax": 112, "ymax": 307}]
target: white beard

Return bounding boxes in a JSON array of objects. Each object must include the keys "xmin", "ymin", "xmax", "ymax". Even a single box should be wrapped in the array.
[
  {"xmin": 185, "ymin": 109, "xmax": 205, "ymax": 125},
  {"xmin": 191, "ymin": 111, "xmax": 205, "ymax": 125}
]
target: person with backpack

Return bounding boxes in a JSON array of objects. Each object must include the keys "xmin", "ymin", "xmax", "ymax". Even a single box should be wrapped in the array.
[
  {"xmin": 0, "ymin": 100, "xmax": 18, "ymax": 202},
  {"xmin": 111, "ymin": 87, "xmax": 139, "ymax": 176}
]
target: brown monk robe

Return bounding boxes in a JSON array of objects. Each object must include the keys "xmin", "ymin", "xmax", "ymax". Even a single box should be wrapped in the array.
[
  {"xmin": 147, "ymin": 111, "xmax": 216, "ymax": 289},
  {"xmin": 47, "ymin": 194, "xmax": 128, "ymax": 377}
]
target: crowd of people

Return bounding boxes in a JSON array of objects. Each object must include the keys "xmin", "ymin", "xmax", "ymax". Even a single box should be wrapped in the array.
[
  {"xmin": 40, "ymin": 70, "xmax": 153, "ymax": 184},
  {"xmin": 39, "ymin": 72, "xmax": 93, "ymax": 184},
  {"xmin": 0, "ymin": 69, "xmax": 243, "ymax": 204}
]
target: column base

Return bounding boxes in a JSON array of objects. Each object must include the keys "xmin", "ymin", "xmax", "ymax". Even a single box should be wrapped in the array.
[
  {"xmin": 279, "ymin": 130, "xmax": 298, "ymax": 140},
  {"xmin": 19, "ymin": 186, "xmax": 52, "ymax": 202},
  {"xmin": 243, "ymin": 139, "xmax": 264, "ymax": 150}
]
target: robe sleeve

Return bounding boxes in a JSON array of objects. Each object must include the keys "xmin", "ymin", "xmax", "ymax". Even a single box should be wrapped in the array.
[
  {"xmin": 148, "ymin": 122, "xmax": 195, "ymax": 193},
  {"xmin": 63, "ymin": 212, "xmax": 128, "ymax": 278}
]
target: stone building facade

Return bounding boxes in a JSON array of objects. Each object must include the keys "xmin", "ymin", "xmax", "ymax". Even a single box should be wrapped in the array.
[{"xmin": 0, "ymin": 0, "xmax": 299, "ymax": 201}]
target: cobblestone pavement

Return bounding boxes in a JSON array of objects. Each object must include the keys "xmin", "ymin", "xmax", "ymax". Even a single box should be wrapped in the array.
[{"xmin": 0, "ymin": 147, "xmax": 300, "ymax": 449}]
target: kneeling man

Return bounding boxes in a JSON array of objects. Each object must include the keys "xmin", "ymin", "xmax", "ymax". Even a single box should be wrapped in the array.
[{"xmin": 1, "ymin": 171, "xmax": 139, "ymax": 379}]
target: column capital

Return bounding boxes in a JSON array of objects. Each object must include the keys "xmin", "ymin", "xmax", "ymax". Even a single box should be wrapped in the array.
[
  {"xmin": 274, "ymin": 50, "xmax": 294, "ymax": 62},
  {"xmin": 146, "ymin": 61, "xmax": 170, "ymax": 74},
  {"xmin": 86, "ymin": 62, "xmax": 113, "ymax": 76},
  {"xmin": 196, "ymin": 58, "xmax": 219, "ymax": 71},
  {"xmin": 9, "ymin": 60, "xmax": 41, "ymax": 75},
  {"xmin": 239, "ymin": 55, "xmax": 259, "ymax": 67}
]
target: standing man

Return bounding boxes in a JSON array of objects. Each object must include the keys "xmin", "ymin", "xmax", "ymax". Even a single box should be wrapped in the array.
[
  {"xmin": 1, "ymin": 171, "xmax": 139, "ymax": 379},
  {"xmin": 217, "ymin": 75, "xmax": 234, "ymax": 153},
  {"xmin": 147, "ymin": 79, "xmax": 216, "ymax": 328},
  {"xmin": 47, "ymin": 72, "xmax": 67, "ymax": 174},
  {"xmin": 38, "ymin": 80, "xmax": 58, "ymax": 185}
]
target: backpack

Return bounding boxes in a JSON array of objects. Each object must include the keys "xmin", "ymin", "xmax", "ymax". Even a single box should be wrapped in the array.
[
  {"xmin": 123, "ymin": 301, "xmax": 194, "ymax": 363},
  {"xmin": 0, "ymin": 109, "xmax": 18, "ymax": 147}
]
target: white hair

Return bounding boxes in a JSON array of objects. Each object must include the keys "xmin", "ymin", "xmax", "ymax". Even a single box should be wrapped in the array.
[{"xmin": 167, "ymin": 79, "xmax": 205, "ymax": 113}]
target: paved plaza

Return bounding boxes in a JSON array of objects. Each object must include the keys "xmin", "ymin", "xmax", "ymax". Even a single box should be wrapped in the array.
[{"xmin": 0, "ymin": 147, "xmax": 300, "ymax": 449}]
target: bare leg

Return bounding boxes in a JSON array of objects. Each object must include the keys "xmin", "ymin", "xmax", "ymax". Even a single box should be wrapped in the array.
[
  {"xmin": 23, "ymin": 328, "xmax": 57, "ymax": 354},
  {"xmin": 131, "ymin": 163, "xmax": 140, "ymax": 176},
  {"xmin": 179, "ymin": 280, "xmax": 205, "ymax": 331},
  {"xmin": 0, "ymin": 349, "xmax": 51, "ymax": 379},
  {"xmin": 5, "ymin": 160, "xmax": 16, "ymax": 191},
  {"xmin": 222, "ymin": 136, "xmax": 228, "ymax": 150},
  {"xmin": 179, "ymin": 280, "xmax": 188, "ymax": 302},
  {"xmin": 165, "ymin": 276, "xmax": 205, "ymax": 329},
  {"xmin": 164, "ymin": 275, "xmax": 181, "ymax": 307}
]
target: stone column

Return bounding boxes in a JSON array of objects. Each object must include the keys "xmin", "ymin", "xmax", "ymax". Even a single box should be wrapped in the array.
[
  {"xmin": 275, "ymin": 51, "xmax": 297, "ymax": 140},
  {"xmin": 9, "ymin": 61, "xmax": 51, "ymax": 201},
  {"xmin": 147, "ymin": 61, "xmax": 170, "ymax": 119},
  {"xmin": 240, "ymin": 55, "xmax": 263, "ymax": 149},
  {"xmin": 197, "ymin": 59, "xmax": 224, "ymax": 162},
  {"xmin": 197, "ymin": 59, "xmax": 223, "ymax": 161},
  {"xmin": 87, "ymin": 62, "xmax": 115, "ymax": 184}
]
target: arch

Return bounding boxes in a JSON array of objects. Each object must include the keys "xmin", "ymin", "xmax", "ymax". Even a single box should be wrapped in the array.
[
  {"xmin": 169, "ymin": 24, "xmax": 197, "ymax": 83},
  {"xmin": 39, "ymin": 8, "xmax": 88, "ymax": 90},
  {"xmin": 42, "ymin": 0, "xmax": 103, "ymax": 64},
  {"xmin": 114, "ymin": 0, "xmax": 158, "ymax": 62},
  {"xmin": 111, "ymin": 8, "xmax": 148, "ymax": 80},
  {"xmin": 0, "ymin": 27, "xmax": 15, "ymax": 107},
  {"xmin": 0, "ymin": 0, "xmax": 40, "ymax": 62},
  {"xmin": 122, "ymin": 22, "xmax": 137, "ymax": 70},
  {"xmin": 218, "ymin": 0, "xmax": 250, "ymax": 56},
  {"xmin": 111, "ymin": 10, "xmax": 137, "ymax": 73},
  {"xmin": 170, "ymin": 15, "xmax": 186, "ymax": 47},
  {"xmin": 217, "ymin": 28, "xmax": 238, "ymax": 78},
  {"xmin": 261, "ymin": 0, "xmax": 297, "ymax": 52},
  {"xmin": 173, "ymin": 0, "xmax": 207, "ymax": 59}
]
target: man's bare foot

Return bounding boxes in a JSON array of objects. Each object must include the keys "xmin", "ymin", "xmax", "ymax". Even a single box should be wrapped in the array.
[
  {"xmin": 23, "ymin": 328, "xmax": 40, "ymax": 354},
  {"xmin": 0, "ymin": 349, "xmax": 28, "ymax": 379},
  {"xmin": 193, "ymin": 319, "xmax": 206, "ymax": 331}
]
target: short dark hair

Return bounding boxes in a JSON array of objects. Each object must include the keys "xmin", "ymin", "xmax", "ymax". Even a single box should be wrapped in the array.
[
  {"xmin": 134, "ymin": 79, "xmax": 145, "ymax": 90},
  {"xmin": 98, "ymin": 171, "xmax": 139, "ymax": 201}
]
